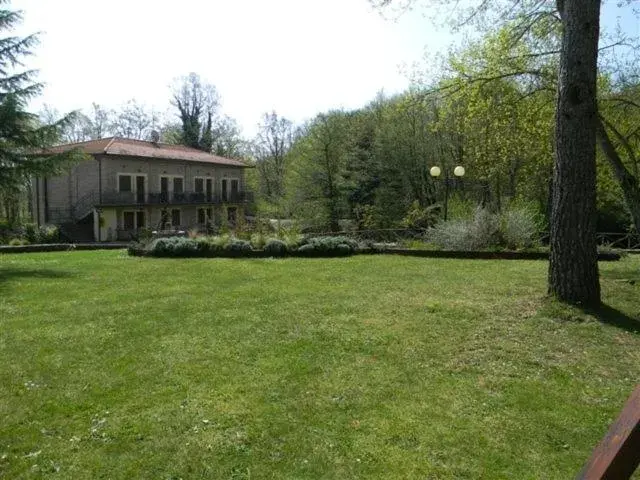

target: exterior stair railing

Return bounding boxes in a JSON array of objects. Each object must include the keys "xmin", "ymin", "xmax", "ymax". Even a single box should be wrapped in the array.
[{"xmin": 72, "ymin": 192, "xmax": 98, "ymax": 221}]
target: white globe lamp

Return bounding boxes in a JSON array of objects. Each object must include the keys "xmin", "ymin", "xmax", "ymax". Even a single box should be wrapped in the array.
[
  {"xmin": 429, "ymin": 166, "xmax": 441, "ymax": 177},
  {"xmin": 454, "ymin": 166, "xmax": 465, "ymax": 177}
]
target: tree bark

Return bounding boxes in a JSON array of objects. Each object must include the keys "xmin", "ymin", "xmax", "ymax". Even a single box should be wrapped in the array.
[
  {"xmin": 596, "ymin": 116, "xmax": 640, "ymax": 232},
  {"xmin": 548, "ymin": 0, "xmax": 601, "ymax": 306}
]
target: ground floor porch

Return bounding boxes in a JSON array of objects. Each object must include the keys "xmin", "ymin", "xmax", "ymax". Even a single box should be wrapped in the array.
[{"xmin": 94, "ymin": 205, "xmax": 245, "ymax": 241}]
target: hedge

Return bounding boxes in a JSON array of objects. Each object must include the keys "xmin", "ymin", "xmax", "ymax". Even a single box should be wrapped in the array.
[{"xmin": 125, "ymin": 236, "xmax": 622, "ymax": 261}]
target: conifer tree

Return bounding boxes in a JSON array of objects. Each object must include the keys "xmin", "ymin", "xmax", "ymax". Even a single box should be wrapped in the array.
[{"xmin": 0, "ymin": 0, "xmax": 83, "ymax": 194}]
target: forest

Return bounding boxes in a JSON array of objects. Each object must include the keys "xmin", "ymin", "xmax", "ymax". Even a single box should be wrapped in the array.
[{"xmin": 6, "ymin": 12, "xmax": 636, "ymax": 237}]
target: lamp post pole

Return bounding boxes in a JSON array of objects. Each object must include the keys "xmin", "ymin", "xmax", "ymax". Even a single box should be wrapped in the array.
[{"xmin": 430, "ymin": 165, "xmax": 465, "ymax": 221}]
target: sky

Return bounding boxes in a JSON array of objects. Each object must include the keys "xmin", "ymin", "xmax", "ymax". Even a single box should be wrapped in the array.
[{"xmin": 10, "ymin": 0, "xmax": 639, "ymax": 138}]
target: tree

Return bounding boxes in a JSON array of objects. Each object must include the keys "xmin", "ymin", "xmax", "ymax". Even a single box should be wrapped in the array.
[
  {"xmin": 434, "ymin": 28, "xmax": 558, "ymax": 216},
  {"xmin": 87, "ymin": 102, "xmax": 112, "ymax": 140},
  {"xmin": 597, "ymin": 81, "xmax": 640, "ymax": 233},
  {"xmin": 288, "ymin": 112, "xmax": 353, "ymax": 231},
  {"xmin": 210, "ymin": 115, "xmax": 246, "ymax": 158},
  {"xmin": 0, "ymin": 1, "xmax": 84, "ymax": 206},
  {"xmin": 547, "ymin": 0, "xmax": 601, "ymax": 305},
  {"xmin": 170, "ymin": 73, "xmax": 220, "ymax": 151},
  {"xmin": 369, "ymin": 92, "xmax": 439, "ymax": 226},
  {"xmin": 254, "ymin": 111, "xmax": 294, "ymax": 200},
  {"xmin": 40, "ymin": 102, "xmax": 113, "ymax": 143},
  {"xmin": 374, "ymin": 0, "xmax": 611, "ymax": 306},
  {"xmin": 111, "ymin": 99, "xmax": 160, "ymax": 140}
]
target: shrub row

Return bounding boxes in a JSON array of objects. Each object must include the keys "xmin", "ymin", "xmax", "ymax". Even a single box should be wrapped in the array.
[
  {"xmin": 297, "ymin": 236, "xmax": 359, "ymax": 257},
  {"xmin": 1, "ymin": 223, "xmax": 60, "ymax": 246},
  {"xmin": 139, "ymin": 237, "xmax": 253, "ymax": 258},
  {"xmin": 129, "ymin": 235, "xmax": 360, "ymax": 258}
]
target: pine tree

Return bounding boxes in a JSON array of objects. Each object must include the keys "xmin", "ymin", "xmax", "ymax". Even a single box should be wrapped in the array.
[{"xmin": 0, "ymin": 0, "xmax": 83, "ymax": 195}]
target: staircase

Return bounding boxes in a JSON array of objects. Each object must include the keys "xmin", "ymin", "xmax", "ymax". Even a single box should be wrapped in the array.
[
  {"xmin": 51, "ymin": 193, "xmax": 98, "ymax": 243},
  {"xmin": 72, "ymin": 192, "xmax": 98, "ymax": 221}
]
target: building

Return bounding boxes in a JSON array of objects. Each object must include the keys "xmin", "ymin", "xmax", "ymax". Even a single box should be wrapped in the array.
[{"xmin": 32, "ymin": 137, "xmax": 252, "ymax": 241}]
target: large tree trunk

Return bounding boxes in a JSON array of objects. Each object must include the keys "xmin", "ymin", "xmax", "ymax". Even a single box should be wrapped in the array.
[
  {"xmin": 596, "ymin": 117, "xmax": 640, "ymax": 232},
  {"xmin": 548, "ymin": 0, "xmax": 601, "ymax": 306}
]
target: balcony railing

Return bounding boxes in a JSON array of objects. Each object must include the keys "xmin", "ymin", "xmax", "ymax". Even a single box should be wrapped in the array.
[{"xmin": 100, "ymin": 190, "xmax": 254, "ymax": 206}]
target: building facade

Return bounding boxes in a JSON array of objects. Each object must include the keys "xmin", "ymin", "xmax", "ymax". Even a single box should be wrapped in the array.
[{"xmin": 32, "ymin": 137, "xmax": 252, "ymax": 241}]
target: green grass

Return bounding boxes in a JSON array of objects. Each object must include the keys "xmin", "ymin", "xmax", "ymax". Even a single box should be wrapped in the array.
[{"xmin": 1, "ymin": 252, "xmax": 639, "ymax": 479}]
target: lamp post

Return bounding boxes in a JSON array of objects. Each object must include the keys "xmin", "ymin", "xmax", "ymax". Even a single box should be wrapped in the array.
[{"xmin": 429, "ymin": 165, "xmax": 465, "ymax": 221}]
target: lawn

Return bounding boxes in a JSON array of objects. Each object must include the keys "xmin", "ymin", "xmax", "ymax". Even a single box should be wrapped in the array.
[{"xmin": 1, "ymin": 251, "xmax": 639, "ymax": 479}]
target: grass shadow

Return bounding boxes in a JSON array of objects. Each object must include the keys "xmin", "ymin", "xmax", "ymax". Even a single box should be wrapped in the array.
[
  {"xmin": 0, "ymin": 268, "xmax": 73, "ymax": 291},
  {"xmin": 583, "ymin": 303, "xmax": 640, "ymax": 334}
]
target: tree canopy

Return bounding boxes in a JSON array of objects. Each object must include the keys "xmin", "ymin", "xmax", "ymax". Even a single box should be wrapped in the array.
[{"xmin": 0, "ymin": 0, "xmax": 85, "ymax": 198}]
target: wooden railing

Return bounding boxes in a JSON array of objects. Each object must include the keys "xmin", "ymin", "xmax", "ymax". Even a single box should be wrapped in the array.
[
  {"xmin": 305, "ymin": 229, "xmax": 640, "ymax": 249},
  {"xmin": 577, "ymin": 385, "xmax": 640, "ymax": 479},
  {"xmin": 539, "ymin": 232, "xmax": 640, "ymax": 249},
  {"xmin": 100, "ymin": 190, "xmax": 254, "ymax": 206}
]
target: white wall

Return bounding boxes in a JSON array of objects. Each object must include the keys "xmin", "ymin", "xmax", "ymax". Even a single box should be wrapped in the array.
[{"xmin": 97, "ymin": 208, "xmax": 118, "ymax": 242}]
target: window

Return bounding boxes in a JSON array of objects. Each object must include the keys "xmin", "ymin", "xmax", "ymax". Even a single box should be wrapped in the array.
[
  {"xmin": 118, "ymin": 174, "xmax": 146, "ymax": 202},
  {"xmin": 161, "ymin": 209, "xmax": 170, "ymax": 227},
  {"xmin": 221, "ymin": 179, "xmax": 228, "ymax": 201},
  {"xmin": 171, "ymin": 209, "xmax": 181, "ymax": 227},
  {"xmin": 160, "ymin": 175, "xmax": 184, "ymax": 202},
  {"xmin": 197, "ymin": 207, "xmax": 213, "ymax": 224},
  {"xmin": 119, "ymin": 175, "xmax": 132, "ymax": 192},
  {"xmin": 173, "ymin": 177, "xmax": 183, "ymax": 194},
  {"xmin": 195, "ymin": 177, "xmax": 214, "ymax": 201},
  {"xmin": 136, "ymin": 211, "xmax": 145, "ymax": 229},
  {"xmin": 122, "ymin": 211, "xmax": 145, "ymax": 230},
  {"xmin": 206, "ymin": 178, "xmax": 213, "ymax": 201},
  {"xmin": 221, "ymin": 178, "xmax": 239, "ymax": 202},
  {"xmin": 123, "ymin": 211, "xmax": 135, "ymax": 230},
  {"xmin": 135, "ymin": 176, "xmax": 146, "ymax": 203}
]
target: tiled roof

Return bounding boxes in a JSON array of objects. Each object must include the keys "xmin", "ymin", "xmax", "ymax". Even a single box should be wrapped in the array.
[{"xmin": 48, "ymin": 137, "xmax": 248, "ymax": 167}]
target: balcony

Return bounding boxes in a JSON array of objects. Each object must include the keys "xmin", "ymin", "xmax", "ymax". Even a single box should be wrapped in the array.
[{"xmin": 99, "ymin": 190, "xmax": 254, "ymax": 207}]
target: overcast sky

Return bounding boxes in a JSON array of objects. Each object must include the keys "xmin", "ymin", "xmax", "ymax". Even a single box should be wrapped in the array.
[{"xmin": 11, "ymin": 0, "xmax": 639, "ymax": 138}]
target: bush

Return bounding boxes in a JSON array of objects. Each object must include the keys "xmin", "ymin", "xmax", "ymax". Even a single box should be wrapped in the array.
[
  {"xmin": 147, "ymin": 237, "xmax": 200, "ymax": 257},
  {"xmin": 208, "ymin": 234, "xmax": 232, "ymax": 250},
  {"xmin": 0, "ymin": 220, "xmax": 11, "ymax": 243},
  {"xmin": 226, "ymin": 239, "xmax": 252, "ymax": 254},
  {"xmin": 296, "ymin": 236, "xmax": 358, "ymax": 256},
  {"xmin": 427, "ymin": 220, "xmax": 472, "ymax": 250},
  {"xmin": 22, "ymin": 223, "xmax": 38, "ymax": 243},
  {"xmin": 427, "ymin": 206, "xmax": 542, "ymax": 251},
  {"xmin": 401, "ymin": 201, "xmax": 440, "ymax": 229},
  {"xmin": 9, "ymin": 238, "xmax": 29, "ymax": 246},
  {"xmin": 278, "ymin": 227, "xmax": 303, "ymax": 250},
  {"xmin": 296, "ymin": 244, "xmax": 316, "ymax": 255},
  {"xmin": 137, "ymin": 227, "xmax": 153, "ymax": 242},
  {"xmin": 140, "ymin": 235, "xmax": 258, "ymax": 258},
  {"xmin": 501, "ymin": 207, "xmax": 541, "ymax": 250},
  {"xmin": 250, "ymin": 232, "xmax": 267, "ymax": 250},
  {"xmin": 264, "ymin": 238, "xmax": 288, "ymax": 256},
  {"xmin": 427, "ymin": 207, "xmax": 500, "ymax": 251},
  {"xmin": 40, "ymin": 225, "xmax": 60, "ymax": 243},
  {"xmin": 20, "ymin": 223, "xmax": 59, "ymax": 244},
  {"xmin": 194, "ymin": 236, "xmax": 215, "ymax": 253},
  {"xmin": 127, "ymin": 242, "xmax": 146, "ymax": 256}
]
